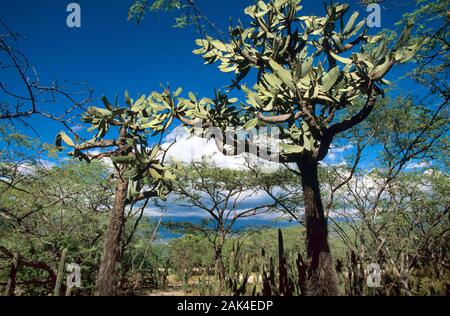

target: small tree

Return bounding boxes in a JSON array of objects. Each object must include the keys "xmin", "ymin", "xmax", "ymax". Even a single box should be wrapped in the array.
[
  {"xmin": 169, "ymin": 1, "xmax": 426, "ymax": 294},
  {"xmin": 0, "ymin": 160, "xmax": 114, "ymax": 296},
  {"xmin": 170, "ymin": 158, "xmax": 278, "ymax": 285},
  {"xmin": 168, "ymin": 234, "xmax": 212, "ymax": 291},
  {"xmin": 56, "ymin": 89, "xmax": 177, "ymax": 295}
]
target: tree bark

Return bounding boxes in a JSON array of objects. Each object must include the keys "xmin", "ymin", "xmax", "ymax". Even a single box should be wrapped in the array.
[
  {"xmin": 299, "ymin": 159, "xmax": 339, "ymax": 296},
  {"xmin": 96, "ymin": 171, "xmax": 129, "ymax": 296},
  {"xmin": 214, "ymin": 233, "xmax": 226, "ymax": 286},
  {"xmin": 215, "ymin": 250, "xmax": 226, "ymax": 285},
  {"xmin": 4, "ymin": 252, "xmax": 19, "ymax": 296}
]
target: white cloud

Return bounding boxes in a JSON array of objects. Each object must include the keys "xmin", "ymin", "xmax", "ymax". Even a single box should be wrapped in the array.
[
  {"xmin": 14, "ymin": 159, "xmax": 56, "ymax": 175},
  {"xmin": 162, "ymin": 126, "xmax": 281, "ymax": 170},
  {"xmin": 331, "ymin": 144, "xmax": 354, "ymax": 153},
  {"xmin": 144, "ymin": 207, "xmax": 208, "ymax": 218},
  {"xmin": 144, "ymin": 204, "xmax": 285, "ymax": 221},
  {"xmin": 38, "ymin": 159, "xmax": 56, "ymax": 169},
  {"xmin": 142, "ymin": 182, "xmax": 289, "ymax": 222},
  {"xmin": 85, "ymin": 149, "xmax": 114, "ymax": 170},
  {"xmin": 325, "ymin": 144, "xmax": 354, "ymax": 165},
  {"xmin": 405, "ymin": 161, "xmax": 431, "ymax": 170}
]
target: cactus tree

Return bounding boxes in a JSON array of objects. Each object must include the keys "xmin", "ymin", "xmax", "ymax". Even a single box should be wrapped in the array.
[
  {"xmin": 169, "ymin": 0, "xmax": 426, "ymax": 295},
  {"xmin": 56, "ymin": 89, "xmax": 176, "ymax": 295}
]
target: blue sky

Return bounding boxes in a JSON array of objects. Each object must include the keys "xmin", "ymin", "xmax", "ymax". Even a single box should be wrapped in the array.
[
  {"xmin": 2, "ymin": 0, "xmax": 434, "ymax": 173},
  {"xmin": 1, "ymin": 0, "xmax": 419, "ymax": 143},
  {"xmin": 1, "ymin": 1, "xmax": 435, "ymax": 227}
]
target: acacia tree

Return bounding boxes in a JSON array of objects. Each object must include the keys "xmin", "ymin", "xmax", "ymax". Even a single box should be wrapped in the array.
[
  {"xmin": 170, "ymin": 158, "xmax": 279, "ymax": 285},
  {"xmin": 321, "ymin": 0, "xmax": 449, "ymax": 295},
  {"xmin": 56, "ymin": 88, "xmax": 177, "ymax": 295},
  {"xmin": 320, "ymin": 95, "xmax": 448, "ymax": 295},
  {"xmin": 0, "ymin": 160, "xmax": 114, "ymax": 296},
  {"xmin": 160, "ymin": 0, "xmax": 427, "ymax": 295}
]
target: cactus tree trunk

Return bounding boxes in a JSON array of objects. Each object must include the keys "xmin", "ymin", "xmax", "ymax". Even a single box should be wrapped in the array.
[
  {"xmin": 96, "ymin": 170, "xmax": 128, "ymax": 295},
  {"xmin": 298, "ymin": 159, "xmax": 339, "ymax": 296},
  {"xmin": 96, "ymin": 125, "xmax": 130, "ymax": 296}
]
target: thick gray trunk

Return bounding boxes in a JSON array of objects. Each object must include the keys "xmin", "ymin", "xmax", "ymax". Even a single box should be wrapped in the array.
[
  {"xmin": 96, "ymin": 168, "xmax": 129, "ymax": 296},
  {"xmin": 299, "ymin": 160, "xmax": 339, "ymax": 296}
]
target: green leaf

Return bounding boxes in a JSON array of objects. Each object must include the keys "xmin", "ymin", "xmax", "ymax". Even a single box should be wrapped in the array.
[
  {"xmin": 129, "ymin": 181, "xmax": 140, "ymax": 198},
  {"xmin": 395, "ymin": 38, "xmax": 429, "ymax": 63},
  {"xmin": 280, "ymin": 142, "xmax": 304, "ymax": 154},
  {"xmin": 269, "ymin": 59, "xmax": 296, "ymax": 91},
  {"xmin": 371, "ymin": 57, "xmax": 392, "ymax": 79},
  {"xmin": 123, "ymin": 167, "xmax": 139, "ymax": 179},
  {"xmin": 101, "ymin": 96, "xmax": 114, "ymax": 111},
  {"xmin": 163, "ymin": 170, "xmax": 176, "ymax": 181},
  {"xmin": 191, "ymin": 110, "xmax": 208, "ymax": 120},
  {"xmin": 149, "ymin": 145, "xmax": 160, "ymax": 160},
  {"xmin": 125, "ymin": 90, "xmax": 132, "ymax": 107},
  {"xmin": 320, "ymin": 66, "xmax": 340, "ymax": 92},
  {"xmin": 317, "ymin": 94, "xmax": 335, "ymax": 102},
  {"xmin": 366, "ymin": 35, "xmax": 383, "ymax": 44},
  {"xmin": 395, "ymin": 21, "xmax": 413, "ymax": 50},
  {"xmin": 152, "ymin": 163, "xmax": 167, "ymax": 171},
  {"xmin": 174, "ymin": 87, "xmax": 183, "ymax": 97},
  {"xmin": 332, "ymin": 35, "xmax": 342, "ymax": 49},
  {"xmin": 330, "ymin": 51, "xmax": 353, "ymax": 64},
  {"xmin": 334, "ymin": 3, "xmax": 349, "ymax": 14},
  {"xmin": 111, "ymin": 154, "xmax": 136, "ymax": 164},
  {"xmin": 157, "ymin": 184, "xmax": 166, "ymax": 200},
  {"xmin": 195, "ymin": 39, "xmax": 209, "ymax": 47},
  {"xmin": 149, "ymin": 168, "xmax": 162, "ymax": 180},
  {"xmin": 345, "ymin": 20, "xmax": 366, "ymax": 39},
  {"xmin": 188, "ymin": 92, "xmax": 197, "ymax": 102},
  {"xmin": 274, "ymin": 0, "xmax": 289, "ymax": 9},
  {"xmin": 59, "ymin": 131, "xmax": 75, "ymax": 147},
  {"xmin": 343, "ymin": 11, "xmax": 359, "ymax": 35},
  {"xmin": 299, "ymin": 57, "xmax": 313, "ymax": 79},
  {"xmin": 93, "ymin": 107, "xmax": 112, "ymax": 117},
  {"xmin": 211, "ymin": 40, "xmax": 229, "ymax": 52},
  {"xmin": 219, "ymin": 65, "xmax": 238, "ymax": 73},
  {"xmin": 149, "ymin": 101, "xmax": 168, "ymax": 112},
  {"xmin": 303, "ymin": 135, "xmax": 314, "ymax": 151},
  {"xmin": 373, "ymin": 39, "xmax": 387, "ymax": 63},
  {"xmin": 242, "ymin": 118, "xmax": 258, "ymax": 130}
]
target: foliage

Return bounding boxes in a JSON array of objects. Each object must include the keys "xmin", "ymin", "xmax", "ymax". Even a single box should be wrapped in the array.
[
  {"xmin": 185, "ymin": 0, "xmax": 426, "ymax": 160},
  {"xmin": 128, "ymin": 0, "xmax": 183, "ymax": 24},
  {"xmin": 119, "ymin": 220, "xmax": 170, "ymax": 294},
  {"xmin": 55, "ymin": 90, "xmax": 178, "ymax": 201},
  {"xmin": 168, "ymin": 157, "xmax": 282, "ymax": 284},
  {"xmin": 168, "ymin": 234, "xmax": 213, "ymax": 289},
  {"xmin": 0, "ymin": 0, "xmax": 447, "ymax": 297},
  {"xmin": 0, "ymin": 158, "xmax": 113, "ymax": 295}
]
